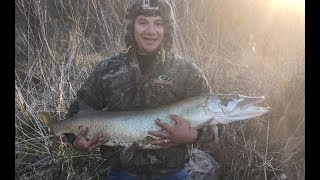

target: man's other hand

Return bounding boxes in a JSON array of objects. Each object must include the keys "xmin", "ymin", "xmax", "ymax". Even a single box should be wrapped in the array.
[{"xmin": 72, "ymin": 126, "xmax": 108, "ymax": 153}]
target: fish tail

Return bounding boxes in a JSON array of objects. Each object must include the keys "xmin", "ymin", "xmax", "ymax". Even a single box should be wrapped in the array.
[{"xmin": 37, "ymin": 112, "xmax": 55, "ymax": 132}]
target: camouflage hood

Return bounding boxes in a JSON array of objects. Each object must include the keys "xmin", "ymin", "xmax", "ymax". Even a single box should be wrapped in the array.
[{"xmin": 124, "ymin": 0, "xmax": 175, "ymax": 53}]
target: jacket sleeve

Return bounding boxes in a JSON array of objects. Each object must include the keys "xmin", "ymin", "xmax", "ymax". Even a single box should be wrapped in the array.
[
  {"xmin": 66, "ymin": 61, "xmax": 106, "ymax": 118},
  {"xmin": 64, "ymin": 62, "xmax": 106, "ymax": 144},
  {"xmin": 183, "ymin": 62, "xmax": 211, "ymax": 97}
]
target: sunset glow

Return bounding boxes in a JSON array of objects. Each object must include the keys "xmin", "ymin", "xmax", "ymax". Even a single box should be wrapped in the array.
[{"xmin": 269, "ymin": 0, "xmax": 305, "ymax": 12}]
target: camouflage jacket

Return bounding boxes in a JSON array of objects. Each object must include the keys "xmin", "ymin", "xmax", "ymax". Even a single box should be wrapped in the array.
[{"xmin": 67, "ymin": 47, "xmax": 210, "ymax": 174}]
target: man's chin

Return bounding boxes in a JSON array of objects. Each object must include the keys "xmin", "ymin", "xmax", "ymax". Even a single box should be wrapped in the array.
[{"xmin": 138, "ymin": 47, "xmax": 159, "ymax": 55}]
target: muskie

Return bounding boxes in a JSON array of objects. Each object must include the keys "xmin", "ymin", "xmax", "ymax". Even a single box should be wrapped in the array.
[{"xmin": 38, "ymin": 93, "xmax": 269, "ymax": 149}]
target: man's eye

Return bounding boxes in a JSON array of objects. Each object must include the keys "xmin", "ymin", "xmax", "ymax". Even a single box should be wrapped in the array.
[
  {"xmin": 138, "ymin": 21, "xmax": 148, "ymax": 25},
  {"xmin": 155, "ymin": 22, "xmax": 164, "ymax": 27}
]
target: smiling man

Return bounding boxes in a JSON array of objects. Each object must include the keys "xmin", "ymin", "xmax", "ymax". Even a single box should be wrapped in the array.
[
  {"xmin": 134, "ymin": 15, "xmax": 165, "ymax": 55},
  {"xmin": 66, "ymin": 0, "xmax": 211, "ymax": 179}
]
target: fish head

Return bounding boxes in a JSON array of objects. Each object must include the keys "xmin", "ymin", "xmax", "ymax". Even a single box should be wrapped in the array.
[{"xmin": 207, "ymin": 94, "xmax": 269, "ymax": 124}]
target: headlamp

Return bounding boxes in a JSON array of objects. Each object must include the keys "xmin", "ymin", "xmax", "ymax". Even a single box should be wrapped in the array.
[{"xmin": 140, "ymin": 0, "xmax": 159, "ymax": 16}]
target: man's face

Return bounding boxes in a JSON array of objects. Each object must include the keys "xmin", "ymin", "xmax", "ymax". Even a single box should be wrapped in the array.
[{"xmin": 134, "ymin": 15, "xmax": 165, "ymax": 55}]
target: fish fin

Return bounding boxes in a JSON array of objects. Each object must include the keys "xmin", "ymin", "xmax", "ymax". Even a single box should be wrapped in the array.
[
  {"xmin": 77, "ymin": 100, "xmax": 94, "ymax": 111},
  {"xmin": 120, "ymin": 143, "xmax": 137, "ymax": 165},
  {"xmin": 209, "ymin": 125, "xmax": 219, "ymax": 143}
]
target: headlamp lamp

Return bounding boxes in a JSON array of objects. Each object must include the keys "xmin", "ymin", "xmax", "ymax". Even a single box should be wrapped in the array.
[{"xmin": 140, "ymin": 0, "xmax": 159, "ymax": 16}]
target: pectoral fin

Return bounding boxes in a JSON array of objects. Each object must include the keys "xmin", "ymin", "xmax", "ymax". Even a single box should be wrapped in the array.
[{"xmin": 120, "ymin": 143, "xmax": 137, "ymax": 165}]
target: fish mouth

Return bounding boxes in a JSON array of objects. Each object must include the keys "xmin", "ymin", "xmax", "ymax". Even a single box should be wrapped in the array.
[
  {"xmin": 225, "ymin": 106, "xmax": 270, "ymax": 118},
  {"xmin": 208, "ymin": 94, "xmax": 269, "ymax": 121},
  {"xmin": 236, "ymin": 94, "xmax": 266, "ymax": 110}
]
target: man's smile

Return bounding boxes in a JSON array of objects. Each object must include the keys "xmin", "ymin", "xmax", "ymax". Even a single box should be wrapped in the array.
[{"xmin": 143, "ymin": 37, "xmax": 157, "ymax": 43}]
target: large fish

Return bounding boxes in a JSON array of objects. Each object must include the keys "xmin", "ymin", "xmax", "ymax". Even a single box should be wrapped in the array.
[{"xmin": 38, "ymin": 93, "xmax": 269, "ymax": 149}]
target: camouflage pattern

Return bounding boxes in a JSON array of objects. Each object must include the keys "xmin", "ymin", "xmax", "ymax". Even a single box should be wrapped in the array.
[
  {"xmin": 68, "ymin": 46, "xmax": 210, "ymax": 174},
  {"xmin": 76, "ymin": 48, "xmax": 210, "ymax": 112},
  {"xmin": 66, "ymin": 0, "xmax": 211, "ymax": 176}
]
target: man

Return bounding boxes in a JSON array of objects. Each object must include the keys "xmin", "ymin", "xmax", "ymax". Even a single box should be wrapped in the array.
[{"xmin": 67, "ymin": 0, "xmax": 211, "ymax": 179}]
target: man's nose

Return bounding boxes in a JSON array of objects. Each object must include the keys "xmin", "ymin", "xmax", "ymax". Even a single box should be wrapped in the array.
[{"xmin": 145, "ymin": 24, "xmax": 157, "ymax": 34}]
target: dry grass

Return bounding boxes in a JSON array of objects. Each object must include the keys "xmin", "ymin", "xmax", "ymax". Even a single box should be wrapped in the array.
[{"xmin": 15, "ymin": 0, "xmax": 304, "ymax": 179}]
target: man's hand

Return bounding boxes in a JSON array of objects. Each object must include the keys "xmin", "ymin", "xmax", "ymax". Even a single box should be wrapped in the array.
[
  {"xmin": 147, "ymin": 114, "xmax": 198, "ymax": 149},
  {"xmin": 72, "ymin": 127, "xmax": 108, "ymax": 153}
]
